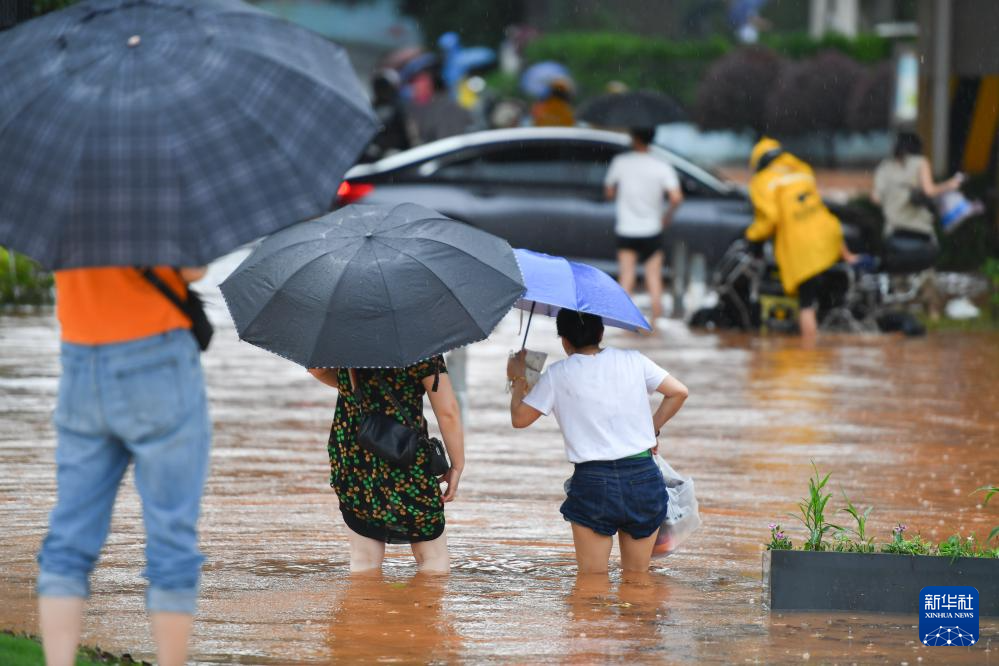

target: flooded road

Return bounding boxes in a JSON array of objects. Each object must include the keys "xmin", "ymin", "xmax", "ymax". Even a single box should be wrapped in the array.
[{"xmin": 1, "ymin": 278, "xmax": 998, "ymax": 664}]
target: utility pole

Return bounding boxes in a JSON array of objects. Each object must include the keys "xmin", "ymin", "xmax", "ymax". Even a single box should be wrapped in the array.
[{"xmin": 930, "ymin": 0, "xmax": 952, "ymax": 175}]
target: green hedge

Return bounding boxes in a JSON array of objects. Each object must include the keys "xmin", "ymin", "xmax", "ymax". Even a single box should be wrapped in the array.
[
  {"xmin": 522, "ymin": 31, "xmax": 893, "ymax": 105},
  {"xmin": 523, "ymin": 32, "xmax": 728, "ymax": 105},
  {"xmin": 760, "ymin": 32, "xmax": 893, "ymax": 63},
  {"xmin": 0, "ymin": 247, "xmax": 54, "ymax": 305}
]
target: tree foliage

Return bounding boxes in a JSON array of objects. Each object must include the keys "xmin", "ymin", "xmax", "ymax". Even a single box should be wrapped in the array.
[
  {"xmin": 766, "ymin": 50, "xmax": 864, "ymax": 136},
  {"xmin": 398, "ymin": 0, "xmax": 525, "ymax": 50},
  {"xmin": 694, "ymin": 46, "xmax": 781, "ymax": 134},
  {"xmin": 847, "ymin": 61, "xmax": 893, "ymax": 132}
]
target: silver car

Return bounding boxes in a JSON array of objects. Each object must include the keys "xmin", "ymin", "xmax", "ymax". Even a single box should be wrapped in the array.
[{"xmin": 338, "ymin": 127, "xmax": 822, "ymax": 276}]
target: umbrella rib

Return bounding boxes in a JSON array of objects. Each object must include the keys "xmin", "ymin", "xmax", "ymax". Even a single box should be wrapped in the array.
[
  {"xmin": 237, "ymin": 239, "xmax": 363, "ymax": 340},
  {"xmin": 304, "ymin": 239, "xmax": 369, "ymax": 368},
  {"xmin": 155, "ymin": 56, "xmax": 325, "ymax": 217},
  {"xmin": 212, "ymin": 31, "xmax": 373, "ymax": 120},
  {"xmin": 0, "ymin": 53, "xmax": 126, "ymax": 265},
  {"xmin": 368, "ymin": 242, "xmax": 409, "ymax": 366},
  {"xmin": 371, "ymin": 237, "xmax": 497, "ymax": 338},
  {"xmin": 354, "ymin": 203, "xmax": 436, "ymax": 237},
  {"xmin": 376, "ymin": 234, "xmax": 525, "ymax": 295},
  {"xmin": 0, "ymin": 50, "xmax": 116, "ymax": 145}
]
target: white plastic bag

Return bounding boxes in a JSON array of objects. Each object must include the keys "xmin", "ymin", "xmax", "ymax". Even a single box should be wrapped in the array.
[{"xmin": 652, "ymin": 455, "xmax": 701, "ymax": 557}]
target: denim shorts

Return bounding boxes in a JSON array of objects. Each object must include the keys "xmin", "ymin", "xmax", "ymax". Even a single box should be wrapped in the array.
[{"xmin": 560, "ymin": 456, "xmax": 669, "ymax": 539}]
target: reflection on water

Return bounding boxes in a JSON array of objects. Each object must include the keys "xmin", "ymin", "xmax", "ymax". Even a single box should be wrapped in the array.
[
  {"xmin": 564, "ymin": 573, "xmax": 672, "ymax": 663},
  {"xmin": 325, "ymin": 573, "xmax": 461, "ymax": 663},
  {"xmin": 0, "ymin": 302, "xmax": 998, "ymax": 664}
]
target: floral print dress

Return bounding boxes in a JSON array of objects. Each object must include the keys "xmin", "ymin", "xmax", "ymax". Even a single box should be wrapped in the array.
[{"xmin": 328, "ymin": 357, "xmax": 446, "ymax": 543}]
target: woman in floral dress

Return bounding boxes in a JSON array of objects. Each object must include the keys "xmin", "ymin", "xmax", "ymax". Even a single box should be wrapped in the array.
[{"xmin": 309, "ymin": 357, "xmax": 464, "ymax": 572}]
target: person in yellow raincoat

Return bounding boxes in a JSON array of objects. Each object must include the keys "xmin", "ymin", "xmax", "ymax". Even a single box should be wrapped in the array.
[{"xmin": 744, "ymin": 138, "xmax": 857, "ymax": 342}]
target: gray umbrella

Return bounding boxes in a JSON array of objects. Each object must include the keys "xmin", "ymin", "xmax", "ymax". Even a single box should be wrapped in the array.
[
  {"xmin": 0, "ymin": 0, "xmax": 377, "ymax": 269},
  {"xmin": 219, "ymin": 203, "xmax": 525, "ymax": 368},
  {"xmin": 578, "ymin": 90, "xmax": 686, "ymax": 129}
]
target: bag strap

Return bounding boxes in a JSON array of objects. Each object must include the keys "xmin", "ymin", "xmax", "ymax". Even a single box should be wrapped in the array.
[
  {"xmin": 347, "ymin": 368, "xmax": 374, "ymax": 415},
  {"xmin": 372, "ymin": 374, "xmax": 424, "ymax": 433},
  {"xmin": 139, "ymin": 267, "xmax": 189, "ymax": 315}
]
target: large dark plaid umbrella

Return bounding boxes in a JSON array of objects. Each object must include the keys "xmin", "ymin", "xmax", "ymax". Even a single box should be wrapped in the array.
[
  {"xmin": 219, "ymin": 203, "xmax": 525, "ymax": 368},
  {"xmin": 578, "ymin": 90, "xmax": 686, "ymax": 128},
  {"xmin": 0, "ymin": 0, "xmax": 377, "ymax": 269}
]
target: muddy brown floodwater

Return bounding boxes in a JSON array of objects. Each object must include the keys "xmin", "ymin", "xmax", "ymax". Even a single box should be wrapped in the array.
[{"xmin": 1, "ymin": 272, "xmax": 998, "ymax": 664}]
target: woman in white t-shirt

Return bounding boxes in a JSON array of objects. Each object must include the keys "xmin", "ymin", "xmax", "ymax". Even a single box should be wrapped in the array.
[{"xmin": 507, "ymin": 310, "xmax": 689, "ymax": 573}]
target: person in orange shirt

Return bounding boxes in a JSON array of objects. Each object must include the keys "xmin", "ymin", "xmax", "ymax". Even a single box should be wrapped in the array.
[
  {"xmin": 38, "ymin": 266, "xmax": 209, "ymax": 666},
  {"xmin": 531, "ymin": 79, "xmax": 575, "ymax": 127}
]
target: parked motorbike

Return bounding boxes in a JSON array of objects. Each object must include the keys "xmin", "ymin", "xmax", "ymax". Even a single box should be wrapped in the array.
[{"xmin": 689, "ymin": 238, "xmax": 931, "ymax": 336}]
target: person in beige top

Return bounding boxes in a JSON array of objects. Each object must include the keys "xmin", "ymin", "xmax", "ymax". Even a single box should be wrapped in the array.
[
  {"xmin": 871, "ymin": 132, "xmax": 962, "ymax": 319},
  {"xmin": 872, "ymin": 132, "xmax": 962, "ymax": 239}
]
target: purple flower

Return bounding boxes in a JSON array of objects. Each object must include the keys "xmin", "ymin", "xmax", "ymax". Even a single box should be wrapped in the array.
[
  {"xmin": 776, "ymin": 532, "xmax": 785, "ymax": 539},
  {"xmin": 769, "ymin": 523, "xmax": 777, "ymax": 530}
]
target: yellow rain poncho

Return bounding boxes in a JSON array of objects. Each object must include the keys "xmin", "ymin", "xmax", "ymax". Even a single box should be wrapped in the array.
[{"xmin": 744, "ymin": 138, "xmax": 844, "ymax": 295}]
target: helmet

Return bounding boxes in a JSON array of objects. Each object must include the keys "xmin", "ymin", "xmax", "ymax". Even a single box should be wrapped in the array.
[{"xmin": 750, "ymin": 137, "xmax": 783, "ymax": 172}]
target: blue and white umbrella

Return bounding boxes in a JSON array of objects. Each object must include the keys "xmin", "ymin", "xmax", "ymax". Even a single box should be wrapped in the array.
[
  {"xmin": 0, "ymin": 0, "xmax": 378, "ymax": 269},
  {"xmin": 514, "ymin": 249, "xmax": 650, "ymax": 347}
]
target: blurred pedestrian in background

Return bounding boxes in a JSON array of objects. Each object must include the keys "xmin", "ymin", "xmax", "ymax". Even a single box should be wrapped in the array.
[
  {"xmin": 361, "ymin": 69, "xmax": 411, "ymax": 163},
  {"xmin": 530, "ymin": 78, "xmax": 575, "ymax": 127},
  {"xmin": 605, "ymin": 128, "xmax": 683, "ymax": 329},
  {"xmin": 409, "ymin": 69, "xmax": 473, "ymax": 145},
  {"xmin": 308, "ymin": 360, "xmax": 464, "ymax": 573},
  {"xmin": 872, "ymin": 132, "xmax": 963, "ymax": 320},
  {"xmin": 873, "ymin": 132, "xmax": 963, "ymax": 240},
  {"xmin": 507, "ymin": 310, "xmax": 688, "ymax": 574},
  {"xmin": 744, "ymin": 137, "xmax": 857, "ymax": 342},
  {"xmin": 38, "ymin": 266, "xmax": 211, "ymax": 666}
]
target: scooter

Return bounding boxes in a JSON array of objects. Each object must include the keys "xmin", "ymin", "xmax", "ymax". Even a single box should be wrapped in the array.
[{"xmin": 689, "ymin": 238, "xmax": 930, "ymax": 336}]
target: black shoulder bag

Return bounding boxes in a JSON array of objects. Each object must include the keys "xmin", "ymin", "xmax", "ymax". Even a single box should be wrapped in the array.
[
  {"xmin": 354, "ymin": 370, "xmax": 450, "ymax": 476},
  {"xmin": 140, "ymin": 268, "xmax": 214, "ymax": 351}
]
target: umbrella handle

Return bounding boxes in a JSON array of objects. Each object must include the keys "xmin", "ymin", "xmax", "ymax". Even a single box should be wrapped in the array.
[{"xmin": 521, "ymin": 302, "xmax": 535, "ymax": 350}]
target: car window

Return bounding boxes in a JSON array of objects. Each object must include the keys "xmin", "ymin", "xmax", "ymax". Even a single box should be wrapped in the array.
[{"xmin": 427, "ymin": 142, "xmax": 623, "ymax": 188}]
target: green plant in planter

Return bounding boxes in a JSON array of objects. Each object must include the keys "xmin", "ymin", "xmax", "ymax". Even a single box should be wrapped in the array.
[
  {"xmin": 766, "ymin": 523, "xmax": 792, "ymax": 550},
  {"xmin": 792, "ymin": 463, "xmax": 840, "ymax": 551},
  {"xmin": 938, "ymin": 534, "xmax": 980, "ymax": 562},
  {"xmin": 880, "ymin": 523, "xmax": 932, "ymax": 556},
  {"xmin": 836, "ymin": 491, "xmax": 875, "ymax": 553},
  {"xmin": 976, "ymin": 484, "xmax": 999, "ymax": 545}
]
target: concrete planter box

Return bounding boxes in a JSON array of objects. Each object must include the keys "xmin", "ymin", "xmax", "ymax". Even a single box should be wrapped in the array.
[{"xmin": 764, "ymin": 550, "xmax": 999, "ymax": 615}]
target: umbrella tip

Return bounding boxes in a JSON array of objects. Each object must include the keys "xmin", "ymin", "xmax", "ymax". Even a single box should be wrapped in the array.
[{"xmin": 127, "ymin": 35, "xmax": 141, "ymax": 48}]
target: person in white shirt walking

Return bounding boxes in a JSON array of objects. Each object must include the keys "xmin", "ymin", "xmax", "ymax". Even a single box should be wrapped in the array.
[
  {"xmin": 506, "ymin": 310, "xmax": 689, "ymax": 574},
  {"xmin": 604, "ymin": 128, "xmax": 684, "ymax": 328}
]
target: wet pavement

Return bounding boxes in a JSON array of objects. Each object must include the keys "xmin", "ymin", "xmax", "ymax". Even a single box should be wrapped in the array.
[{"xmin": 1, "ymin": 268, "xmax": 998, "ymax": 664}]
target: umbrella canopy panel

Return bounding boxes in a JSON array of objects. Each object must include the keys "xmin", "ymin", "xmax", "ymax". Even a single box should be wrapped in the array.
[
  {"xmin": 578, "ymin": 90, "xmax": 686, "ymax": 129},
  {"xmin": 0, "ymin": 0, "xmax": 378, "ymax": 269},
  {"xmin": 221, "ymin": 203, "xmax": 525, "ymax": 368}
]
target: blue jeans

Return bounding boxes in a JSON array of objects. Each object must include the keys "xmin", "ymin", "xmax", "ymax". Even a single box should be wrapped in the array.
[
  {"xmin": 37, "ymin": 329, "xmax": 211, "ymax": 614},
  {"xmin": 560, "ymin": 456, "xmax": 668, "ymax": 539}
]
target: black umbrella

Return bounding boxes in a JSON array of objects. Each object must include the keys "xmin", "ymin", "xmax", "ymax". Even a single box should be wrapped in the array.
[
  {"xmin": 578, "ymin": 90, "xmax": 686, "ymax": 128},
  {"xmin": 219, "ymin": 203, "xmax": 525, "ymax": 368},
  {"xmin": 0, "ymin": 0, "xmax": 377, "ymax": 269}
]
